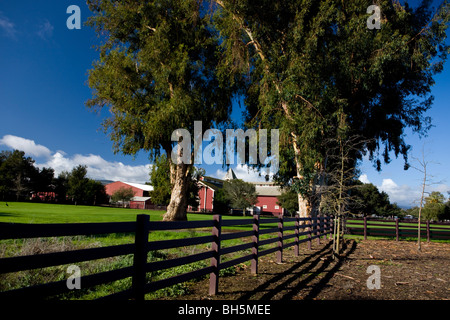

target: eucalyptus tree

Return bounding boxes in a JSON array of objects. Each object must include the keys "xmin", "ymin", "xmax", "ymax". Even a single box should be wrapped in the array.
[
  {"xmin": 213, "ymin": 0, "xmax": 450, "ymax": 217},
  {"xmin": 86, "ymin": 0, "xmax": 235, "ymax": 220}
]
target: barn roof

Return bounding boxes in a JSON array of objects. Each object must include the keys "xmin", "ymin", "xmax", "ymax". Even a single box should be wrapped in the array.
[
  {"xmin": 255, "ymin": 185, "xmax": 283, "ymax": 196},
  {"xmin": 131, "ymin": 196, "xmax": 152, "ymax": 202},
  {"xmin": 122, "ymin": 182, "xmax": 154, "ymax": 191}
]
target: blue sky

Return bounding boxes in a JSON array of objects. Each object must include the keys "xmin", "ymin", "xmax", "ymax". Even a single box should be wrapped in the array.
[{"xmin": 0, "ymin": 0, "xmax": 449, "ymax": 208}]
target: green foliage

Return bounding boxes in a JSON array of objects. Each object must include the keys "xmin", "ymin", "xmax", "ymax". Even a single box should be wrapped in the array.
[
  {"xmin": 86, "ymin": 0, "xmax": 236, "ymax": 219},
  {"xmin": 405, "ymin": 192, "xmax": 450, "ymax": 221},
  {"xmin": 223, "ymin": 179, "xmax": 258, "ymax": 212},
  {"xmin": 212, "ymin": 188, "xmax": 230, "ymax": 214},
  {"xmin": 0, "ymin": 150, "xmax": 43, "ymax": 201},
  {"xmin": 67, "ymin": 165, "xmax": 89, "ymax": 205},
  {"xmin": 215, "ymin": 0, "xmax": 450, "ymax": 208},
  {"xmin": 110, "ymin": 186, "xmax": 135, "ymax": 205},
  {"xmin": 425, "ymin": 191, "xmax": 445, "ymax": 204},
  {"xmin": 276, "ymin": 189, "xmax": 298, "ymax": 216},
  {"xmin": 59, "ymin": 165, "xmax": 107, "ymax": 206},
  {"xmin": 422, "ymin": 191, "xmax": 447, "ymax": 221},
  {"xmin": 349, "ymin": 181, "xmax": 402, "ymax": 217},
  {"xmin": 149, "ymin": 154, "xmax": 172, "ymax": 205},
  {"xmin": 422, "ymin": 202, "xmax": 445, "ymax": 221},
  {"xmin": 84, "ymin": 179, "xmax": 108, "ymax": 206},
  {"xmin": 86, "ymin": 0, "xmax": 234, "ymax": 158}
]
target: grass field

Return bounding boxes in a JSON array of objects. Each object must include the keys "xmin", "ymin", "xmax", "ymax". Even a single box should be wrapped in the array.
[
  {"xmin": 7, "ymin": 202, "xmax": 447, "ymax": 299},
  {"xmin": 0, "ymin": 202, "xmax": 263, "ymax": 299},
  {"xmin": 0, "ymin": 202, "xmax": 166, "ymax": 224},
  {"xmin": 0, "ymin": 201, "xmax": 261, "ymax": 225}
]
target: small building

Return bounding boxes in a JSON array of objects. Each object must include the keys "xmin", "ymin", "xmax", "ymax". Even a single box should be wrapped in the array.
[
  {"xmin": 105, "ymin": 181, "xmax": 153, "ymax": 197},
  {"xmin": 194, "ymin": 168, "xmax": 286, "ymax": 216},
  {"xmin": 31, "ymin": 191, "xmax": 56, "ymax": 202},
  {"xmin": 197, "ymin": 176, "xmax": 223, "ymax": 212},
  {"xmin": 130, "ymin": 196, "xmax": 152, "ymax": 210},
  {"xmin": 254, "ymin": 183, "xmax": 284, "ymax": 216},
  {"xmin": 105, "ymin": 181, "xmax": 154, "ymax": 209}
]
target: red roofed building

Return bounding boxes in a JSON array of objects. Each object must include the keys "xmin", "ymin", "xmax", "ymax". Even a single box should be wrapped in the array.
[
  {"xmin": 105, "ymin": 181, "xmax": 153, "ymax": 198},
  {"xmin": 192, "ymin": 168, "xmax": 286, "ymax": 217},
  {"xmin": 105, "ymin": 181, "xmax": 155, "ymax": 209}
]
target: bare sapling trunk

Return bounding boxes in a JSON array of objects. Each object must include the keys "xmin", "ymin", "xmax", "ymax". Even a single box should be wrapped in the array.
[
  {"xmin": 417, "ymin": 166, "xmax": 427, "ymax": 251},
  {"xmin": 412, "ymin": 147, "xmax": 433, "ymax": 252}
]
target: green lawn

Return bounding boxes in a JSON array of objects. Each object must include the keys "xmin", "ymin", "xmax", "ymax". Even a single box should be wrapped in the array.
[
  {"xmin": 0, "ymin": 202, "xmax": 292, "ymax": 299},
  {"xmin": 0, "ymin": 201, "xmax": 264, "ymax": 225},
  {"xmin": 0, "ymin": 202, "xmax": 165, "ymax": 224},
  {"xmin": 0, "ymin": 201, "xmax": 286, "ymax": 234}
]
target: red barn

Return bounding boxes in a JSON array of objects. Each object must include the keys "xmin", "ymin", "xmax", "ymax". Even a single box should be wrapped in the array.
[
  {"xmin": 192, "ymin": 169, "xmax": 286, "ymax": 216},
  {"xmin": 105, "ymin": 181, "xmax": 153, "ymax": 198},
  {"xmin": 254, "ymin": 183, "xmax": 284, "ymax": 216},
  {"xmin": 130, "ymin": 196, "xmax": 152, "ymax": 209},
  {"xmin": 105, "ymin": 181, "xmax": 154, "ymax": 209},
  {"xmin": 197, "ymin": 176, "xmax": 223, "ymax": 212}
]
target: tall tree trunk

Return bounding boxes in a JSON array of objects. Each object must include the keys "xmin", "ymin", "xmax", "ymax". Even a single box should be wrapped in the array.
[
  {"xmin": 164, "ymin": 162, "xmax": 190, "ymax": 221},
  {"xmin": 292, "ymin": 134, "xmax": 310, "ymax": 218}
]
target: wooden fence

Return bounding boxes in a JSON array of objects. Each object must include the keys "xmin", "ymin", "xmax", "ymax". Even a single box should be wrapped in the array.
[
  {"xmin": 0, "ymin": 214, "xmax": 333, "ymax": 300},
  {"xmin": 345, "ymin": 217, "xmax": 450, "ymax": 241}
]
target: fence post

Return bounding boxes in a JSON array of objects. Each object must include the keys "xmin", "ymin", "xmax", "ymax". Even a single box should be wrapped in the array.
[
  {"xmin": 363, "ymin": 217, "xmax": 367, "ymax": 240},
  {"xmin": 323, "ymin": 217, "xmax": 328, "ymax": 240},
  {"xmin": 209, "ymin": 214, "xmax": 222, "ymax": 296},
  {"xmin": 132, "ymin": 214, "xmax": 150, "ymax": 301},
  {"xmin": 316, "ymin": 216, "xmax": 320, "ymax": 245},
  {"xmin": 426, "ymin": 220, "xmax": 430, "ymax": 242},
  {"xmin": 294, "ymin": 215, "xmax": 300, "ymax": 257},
  {"xmin": 329, "ymin": 216, "xmax": 333, "ymax": 239},
  {"xmin": 308, "ymin": 217, "xmax": 312, "ymax": 250},
  {"xmin": 277, "ymin": 215, "xmax": 283, "ymax": 263},
  {"xmin": 251, "ymin": 215, "xmax": 259, "ymax": 274},
  {"xmin": 395, "ymin": 218, "xmax": 399, "ymax": 241}
]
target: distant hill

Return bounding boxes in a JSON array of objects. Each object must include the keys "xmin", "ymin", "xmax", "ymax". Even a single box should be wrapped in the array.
[{"xmin": 96, "ymin": 179, "xmax": 115, "ymax": 186}]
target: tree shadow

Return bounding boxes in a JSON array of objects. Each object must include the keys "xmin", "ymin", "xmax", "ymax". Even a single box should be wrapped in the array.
[
  {"xmin": 291, "ymin": 240, "xmax": 357, "ymax": 300},
  {"xmin": 235, "ymin": 239, "xmax": 357, "ymax": 300}
]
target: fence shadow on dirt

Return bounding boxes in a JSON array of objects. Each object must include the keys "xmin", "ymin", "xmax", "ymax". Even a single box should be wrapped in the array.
[{"xmin": 232, "ymin": 239, "xmax": 358, "ymax": 300}]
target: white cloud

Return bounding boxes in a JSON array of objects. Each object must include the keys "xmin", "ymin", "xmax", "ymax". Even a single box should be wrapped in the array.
[
  {"xmin": 431, "ymin": 184, "xmax": 450, "ymax": 197},
  {"xmin": 358, "ymin": 173, "xmax": 450, "ymax": 208},
  {"xmin": 0, "ymin": 135, "xmax": 151, "ymax": 184},
  {"xmin": 38, "ymin": 152, "xmax": 151, "ymax": 184},
  {"xmin": 213, "ymin": 164, "xmax": 273, "ymax": 182},
  {"xmin": 358, "ymin": 174, "xmax": 370, "ymax": 184},
  {"xmin": 376, "ymin": 179, "xmax": 418, "ymax": 207},
  {"xmin": 36, "ymin": 20, "xmax": 53, "ymax": 40},
  {"xmin": 0, "ymin": 12, "xmax": 18, "ymax": 39},
  {"xmin": 0, "ymin": 135, "xmax": 52, "ymax": 158}
]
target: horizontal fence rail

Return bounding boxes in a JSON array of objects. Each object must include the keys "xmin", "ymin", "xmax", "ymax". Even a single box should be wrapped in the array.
[
  {"xmin": 0, "ymin": 214, "xmax": 334, "ymax": 300},
  {"xmin": 345, "ymin": 217, "xmax": 450, "ymax": 241}
]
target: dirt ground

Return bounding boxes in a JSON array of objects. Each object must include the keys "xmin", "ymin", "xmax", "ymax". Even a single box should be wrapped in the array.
[{"xmin": 174, "ymin": 238, "xmax": 450, "ymax": 300}]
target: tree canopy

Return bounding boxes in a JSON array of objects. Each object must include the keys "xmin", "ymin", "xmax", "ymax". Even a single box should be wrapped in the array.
[
  {"xmin": 86, "ymin": 0, "xmax": 450, "ymax": 219},
  {"xmin": 214, "ymin": 0, "xmax": 450, "ymax": 216},
  {"xmin": 0, "ymin": 150, "xmax": 54, "ymax": 201},
  {"xmin": 223, "ymin": 179, "xmax": 258, "ymax": 214},
  {"xmin": 86, "ymin": 0, "xmax": 236, "ymax": 220},
  {"xmin": 0, "ymin": 150, "xmax": 107, "ymax": 205},
  {"xmin": 111, "ymin": 186, "xmax": 136, "ymax": 207}
]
